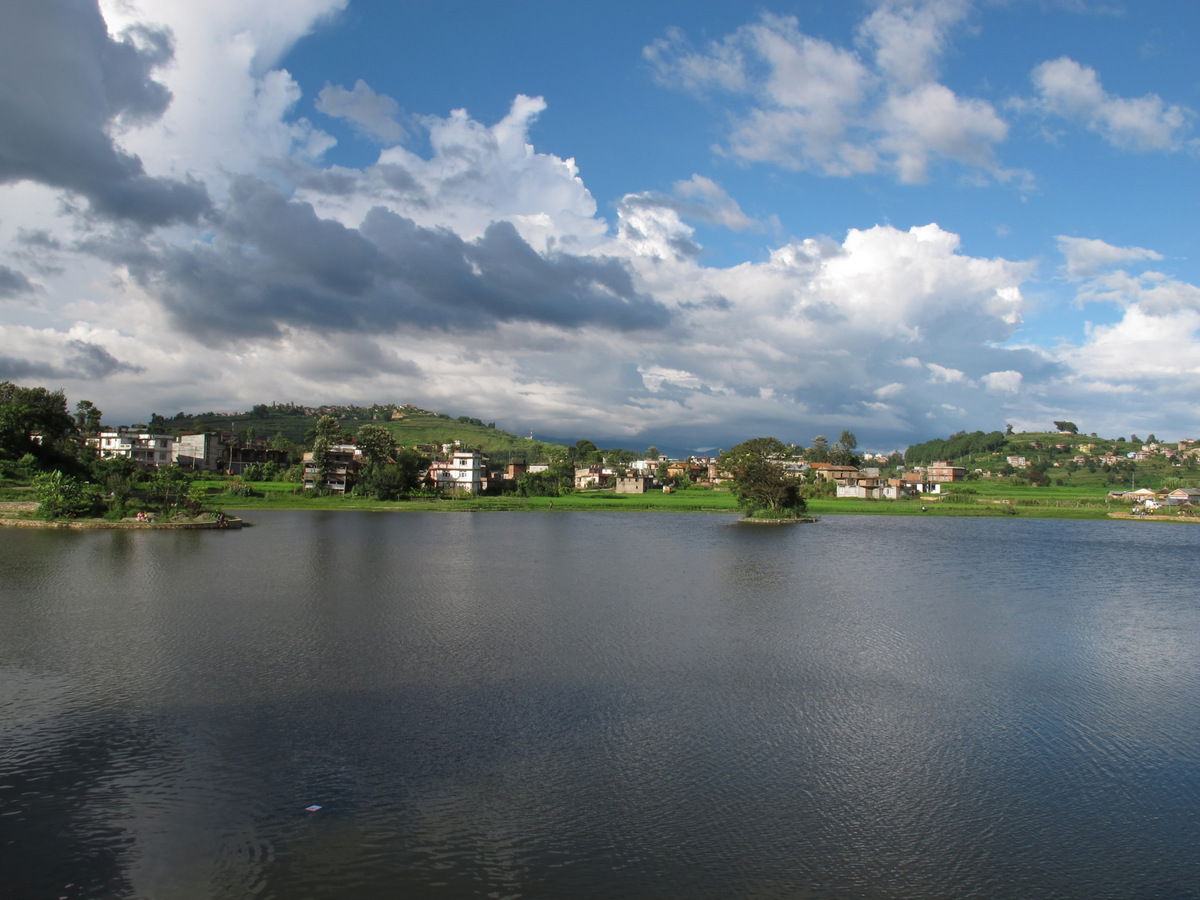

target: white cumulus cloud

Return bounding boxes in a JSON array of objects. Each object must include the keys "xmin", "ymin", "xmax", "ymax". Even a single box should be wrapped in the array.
[
  {"xmin": 1057, "ymin": 235, "xmax": 1164, "ymax": 279},
  {"xmin": 645, "ymin": 4, "xmax": 1018, "ymax": 184},
  {"xmin": 1030, "ymin": 57, "xmax": 1192, "ymax": 152}
]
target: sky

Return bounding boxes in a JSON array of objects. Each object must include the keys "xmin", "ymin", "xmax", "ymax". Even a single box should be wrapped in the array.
[{"xmin": 2, "ymin": 0, "xmax": 1199, "ymax": 453}]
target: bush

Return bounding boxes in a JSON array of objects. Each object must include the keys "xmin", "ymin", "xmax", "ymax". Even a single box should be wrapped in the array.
[
  {"xmin": 226, "ymin": 480, "xmax": 258, "ymax": 497},
  {"xmin": 33, "ymin": 470, "xmax": 101, "ymax": 519}
]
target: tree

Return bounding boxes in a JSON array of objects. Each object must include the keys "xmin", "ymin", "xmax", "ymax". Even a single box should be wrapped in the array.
[
  {"xmin": 33, "ymin": 470, "xmax": 100, "ymax": 519},
  {"xmin": 575, "ymin": 439, "xmax": 600, "ymax": 465},
  {"xmin": 517, "ymin": 461, "xmax": 573, "ymax": 497},
  {"xmin": 150, "ymin": 467, "xmax": 195, "ymax": 514},
  {"xmin": 1053, "ymin": 421, "xmax": 1078, "ymax": 434},
  {"xmin": 655, "ymin": 460, "xmax": 672, "ymax": 485},
  {"xmin": 0, "ymin": 381, "xmax": 77, "ymax": 463},
  {"xmin": 74, "ymin": 400, "xmax": 103, "ymax": 435},
  {"xmin": 717, "ymin": 437, "xmax": 805, "ymax": 517},
  {"xmin": 309, "ymin": 416, "xmax": 346, "ymax": 487},
  {"xmin": 355, "ymin": 424, "xmax": 395, "ymax": 466},
  {"xmin": 604, "ymin": 448, "xmax": 637, "ymax": 466},
  {"xmin": 358, "ymin": 449, "xmax": 428, "ymax": 500},
  {"xmin": 1005, "ymin": 423, "xmax": 1014, "ymax": 436},
  {"xmin": 646, "ymin": 446, "xmax": 659, "ymax": 460},
  {"xmin": 808, "ymin": 435, "xmax": 829, "ymax": 463},
  {"xmin": 839, "ymin": 430, "xmax": 858, "ymax": 453},
  {"xmin": 313, "ymin": 415, "xmax": 343, "ymax": 444}
]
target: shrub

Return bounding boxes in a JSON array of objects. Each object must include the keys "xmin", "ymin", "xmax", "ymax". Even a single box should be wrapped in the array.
[
  {"xmin": 33, "ymin": 470, "xmax": 101, "ymax": 519},
  {"xmin": 226, "ymin": 480, "xmax": 258, "ymax": 497}
]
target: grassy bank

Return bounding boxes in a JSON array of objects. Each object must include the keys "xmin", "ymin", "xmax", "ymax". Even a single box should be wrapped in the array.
[{"xmin": 197, "ymin": 481, "xmax": 1140, "ymax": 520}]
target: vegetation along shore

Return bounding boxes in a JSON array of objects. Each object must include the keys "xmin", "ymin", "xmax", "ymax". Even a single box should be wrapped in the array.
[{"xmin": 3, "ymin": 381, "xmax": 1199, "ymax": 526}]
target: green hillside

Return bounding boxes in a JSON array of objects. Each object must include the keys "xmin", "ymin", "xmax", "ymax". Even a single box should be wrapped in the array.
[
  {"xmin": 145, "ymin": 402, "xmax": 563, "ymax": 461},
  {"xmin": 902, "ymin": 428, "xmax": 1196, "ymax": 489}
]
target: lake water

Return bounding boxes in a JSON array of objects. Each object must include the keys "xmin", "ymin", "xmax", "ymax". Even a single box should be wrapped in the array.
[{"xmin": 3, "ymin": 511, "xmax": 1200, "ymax": 899}]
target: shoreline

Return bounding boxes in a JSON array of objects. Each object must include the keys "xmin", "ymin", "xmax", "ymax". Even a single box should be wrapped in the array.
[
  {"xmin": 0, "ymin": 518, "xmax": 243, "ymax": 530},
  {"xmin": 4, "ymin": 497, "xmax": 1194, "ymax": 525}
]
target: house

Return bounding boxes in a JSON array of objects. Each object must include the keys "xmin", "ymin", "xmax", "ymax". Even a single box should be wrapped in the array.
[
  {"xmin": 174, "ymin": 432, "xmax": 226, "ymax": 471},
  {"xmin": 666, "ymin": 460, "xmax": 707, "ymax": 482},
  {"xmin": 616, "ymin": 476, "xmax": 653, "ymax": 494},
  {"xmin": 1006, "ymin": 456, "xmax": 1028, "ymax": 468},
  {"xmin": 1165, "ymin": 488, "xmax": 1200, "ymax": 506},
  {"xmin": 836, "ymin": 475, "xmax": 913, "ymax": 500},
  {"xmin": 901, "ymin": 472, "xmax": 942, "ymax": 493},
  {"xmin": 428, "ymin": 450, "xmax": 485, "ymax": 493},
  {"xmin": 175, "ymin": 432, "xmax": 291, "ymax": 473},
  {"xmin": 811, "ymin": 464, "xmax": 860, "ymax": 483},
  {"xmin": 302, "ymin": 443, "xmax": 362, "ymax": 492},
  {"xmin": 926, "ymin": 465, "xmax": 964, "ymax": 487},
  {"xmin": 90, "ymin": 429, "xmax": 175, "ymax": 467},
  {"xmin": 1110, "ymin": 487, "xmax": 1161, "ymax": 507},
  {"xmin": 574, "ymin": 465, "xmax": 611, "ymax": 490}
]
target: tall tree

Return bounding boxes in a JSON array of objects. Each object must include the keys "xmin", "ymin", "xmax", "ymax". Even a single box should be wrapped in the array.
[
  {"xmin": 74, "ymin": 399, "xmax": 103, "ymax": 434},
  {"xmin": 356, "ymin": 424, "xmax": 396, "ymax": 466},
  {"xmin": 313, "ymin": 415, "xmax": 343, "ymax": 444},
  {"xmin": 0, "ymin": 381, "xmax": 77, "ymax": 463},
  {"xmin": 808, "ymin": 435, "xmax": 829, "ymax": 463},
  {"xmin": 718, "ymin": 437, "xmax": 805, "ymax": 517}
]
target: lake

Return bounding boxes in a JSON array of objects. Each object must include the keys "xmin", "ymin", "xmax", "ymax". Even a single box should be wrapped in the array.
[{"xmin": 3, "ymin": 511, "xmax": 1200, "ymax": 899}]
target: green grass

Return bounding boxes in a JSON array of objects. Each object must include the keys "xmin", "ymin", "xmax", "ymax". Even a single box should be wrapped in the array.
[
  {"xmin": 198, "ymin": 479, "xmax": 1129, "ymax": 520},
  {"xmin": 202, "ymin": 484, "xmax": 743, "ymax": 513},
  {"xmin": 158, "ymin": 408, "xmax": 562, "ymax": 459}
]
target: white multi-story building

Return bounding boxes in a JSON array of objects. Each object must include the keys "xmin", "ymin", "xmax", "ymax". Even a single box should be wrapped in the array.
[
  {"xmin": 301, "ymin": 443, "xmax": 363, "ymax": 492},
  {"xmin": 90, "ymin": 429, "xmax": 175, "ymax": 467},
  {"xmin": 429, "ymin": 450, "xmax": 485, "ymax": 493}
]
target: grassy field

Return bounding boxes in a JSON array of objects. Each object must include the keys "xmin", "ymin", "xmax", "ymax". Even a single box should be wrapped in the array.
[
  {"xmin": 158, "ymin": 407, "xmax": 561, "ymax": 459},
  {"xmin": 199, "ymin": 480, "xmax": 1138, "ymax": 520},
  {"xmin": 2, "ymin": 474, "xmax": 1178, "ymax": 522}
]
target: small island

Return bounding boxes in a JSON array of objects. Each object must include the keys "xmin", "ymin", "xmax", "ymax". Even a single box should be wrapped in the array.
[{"xmin": 718, "ymin": 438, "xmax": 817, "ymax": 524}]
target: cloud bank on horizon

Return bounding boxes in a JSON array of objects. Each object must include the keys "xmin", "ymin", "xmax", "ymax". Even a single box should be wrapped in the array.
[{"xmin": 1, "ymin": 0, "xmax": 1198, "ymax": 450}]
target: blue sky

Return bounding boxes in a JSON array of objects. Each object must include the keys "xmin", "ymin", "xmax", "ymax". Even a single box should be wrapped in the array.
[{"xmin": 2, "ymin": 0, "xmax": 1199, "ymax": 452}]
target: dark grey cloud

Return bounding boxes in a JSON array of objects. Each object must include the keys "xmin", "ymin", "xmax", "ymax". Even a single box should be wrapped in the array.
[
  {"xmin": 0, "ymin": 265, "xmax": 35, "ymax": 297},
  {"xmin": 17, "ymin": 229, "xmax": 63, "ymax": 250},
  {"xmin": 0, "ymin": 339, "xmax": 143, "ymax": 381},
  {"xmin": 122, "ymin": 177, "xmax": 669, "ymax": 341},
  {"xmin": 297, "ymin": 170, "xmax": 360, "ymax": 196},
  {"xmin": 315, "ymin": 80, "xmax": 405, "ymax": 144},
  {"xmin": 0, "ymin": 0, "xmax": 209, "ymax": 226},
  {"xmin": 376, "ymin": 163, "xmax": 425, "ymax": 199}
]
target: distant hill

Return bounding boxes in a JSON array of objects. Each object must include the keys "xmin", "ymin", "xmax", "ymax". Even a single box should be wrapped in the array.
[
  {"xmin": 905, "ymin": 429, "xmax": 1176, "ymax": 466},
  {"xmin": 141, "ymin": 402, "xmax": 564, "ymax": 461}
]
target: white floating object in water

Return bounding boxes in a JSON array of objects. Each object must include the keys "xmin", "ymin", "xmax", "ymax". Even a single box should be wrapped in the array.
[{"xmin": 305, "ymin": 805, "xmax": 323, "ymax": 812}]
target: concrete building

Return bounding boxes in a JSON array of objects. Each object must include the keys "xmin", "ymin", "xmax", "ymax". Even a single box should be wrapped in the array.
[
  {"xmin": 574, "ymin": 466, "xmax": 612, "ymax": 490},
  {"xmin": 90, "ymin": 429, "xmax": 175, "ymax": 467},
  {"xmin": 174, "ymin": 433, "xmax": 226, "ymax": 471},
  {"xmin": 615, "ymin": 476, "xmax": 652, "ymax": 494},
  {"xmin": 925, "ymin": 462, "xmax": 966, "ymax": 482},
  {"xmin": 302, "ymin": 443, "xmax": 362, "ymax": 493},
  {"xmin": 429, "ymin": 450, "xmax": 485, "ymax": 493}
]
